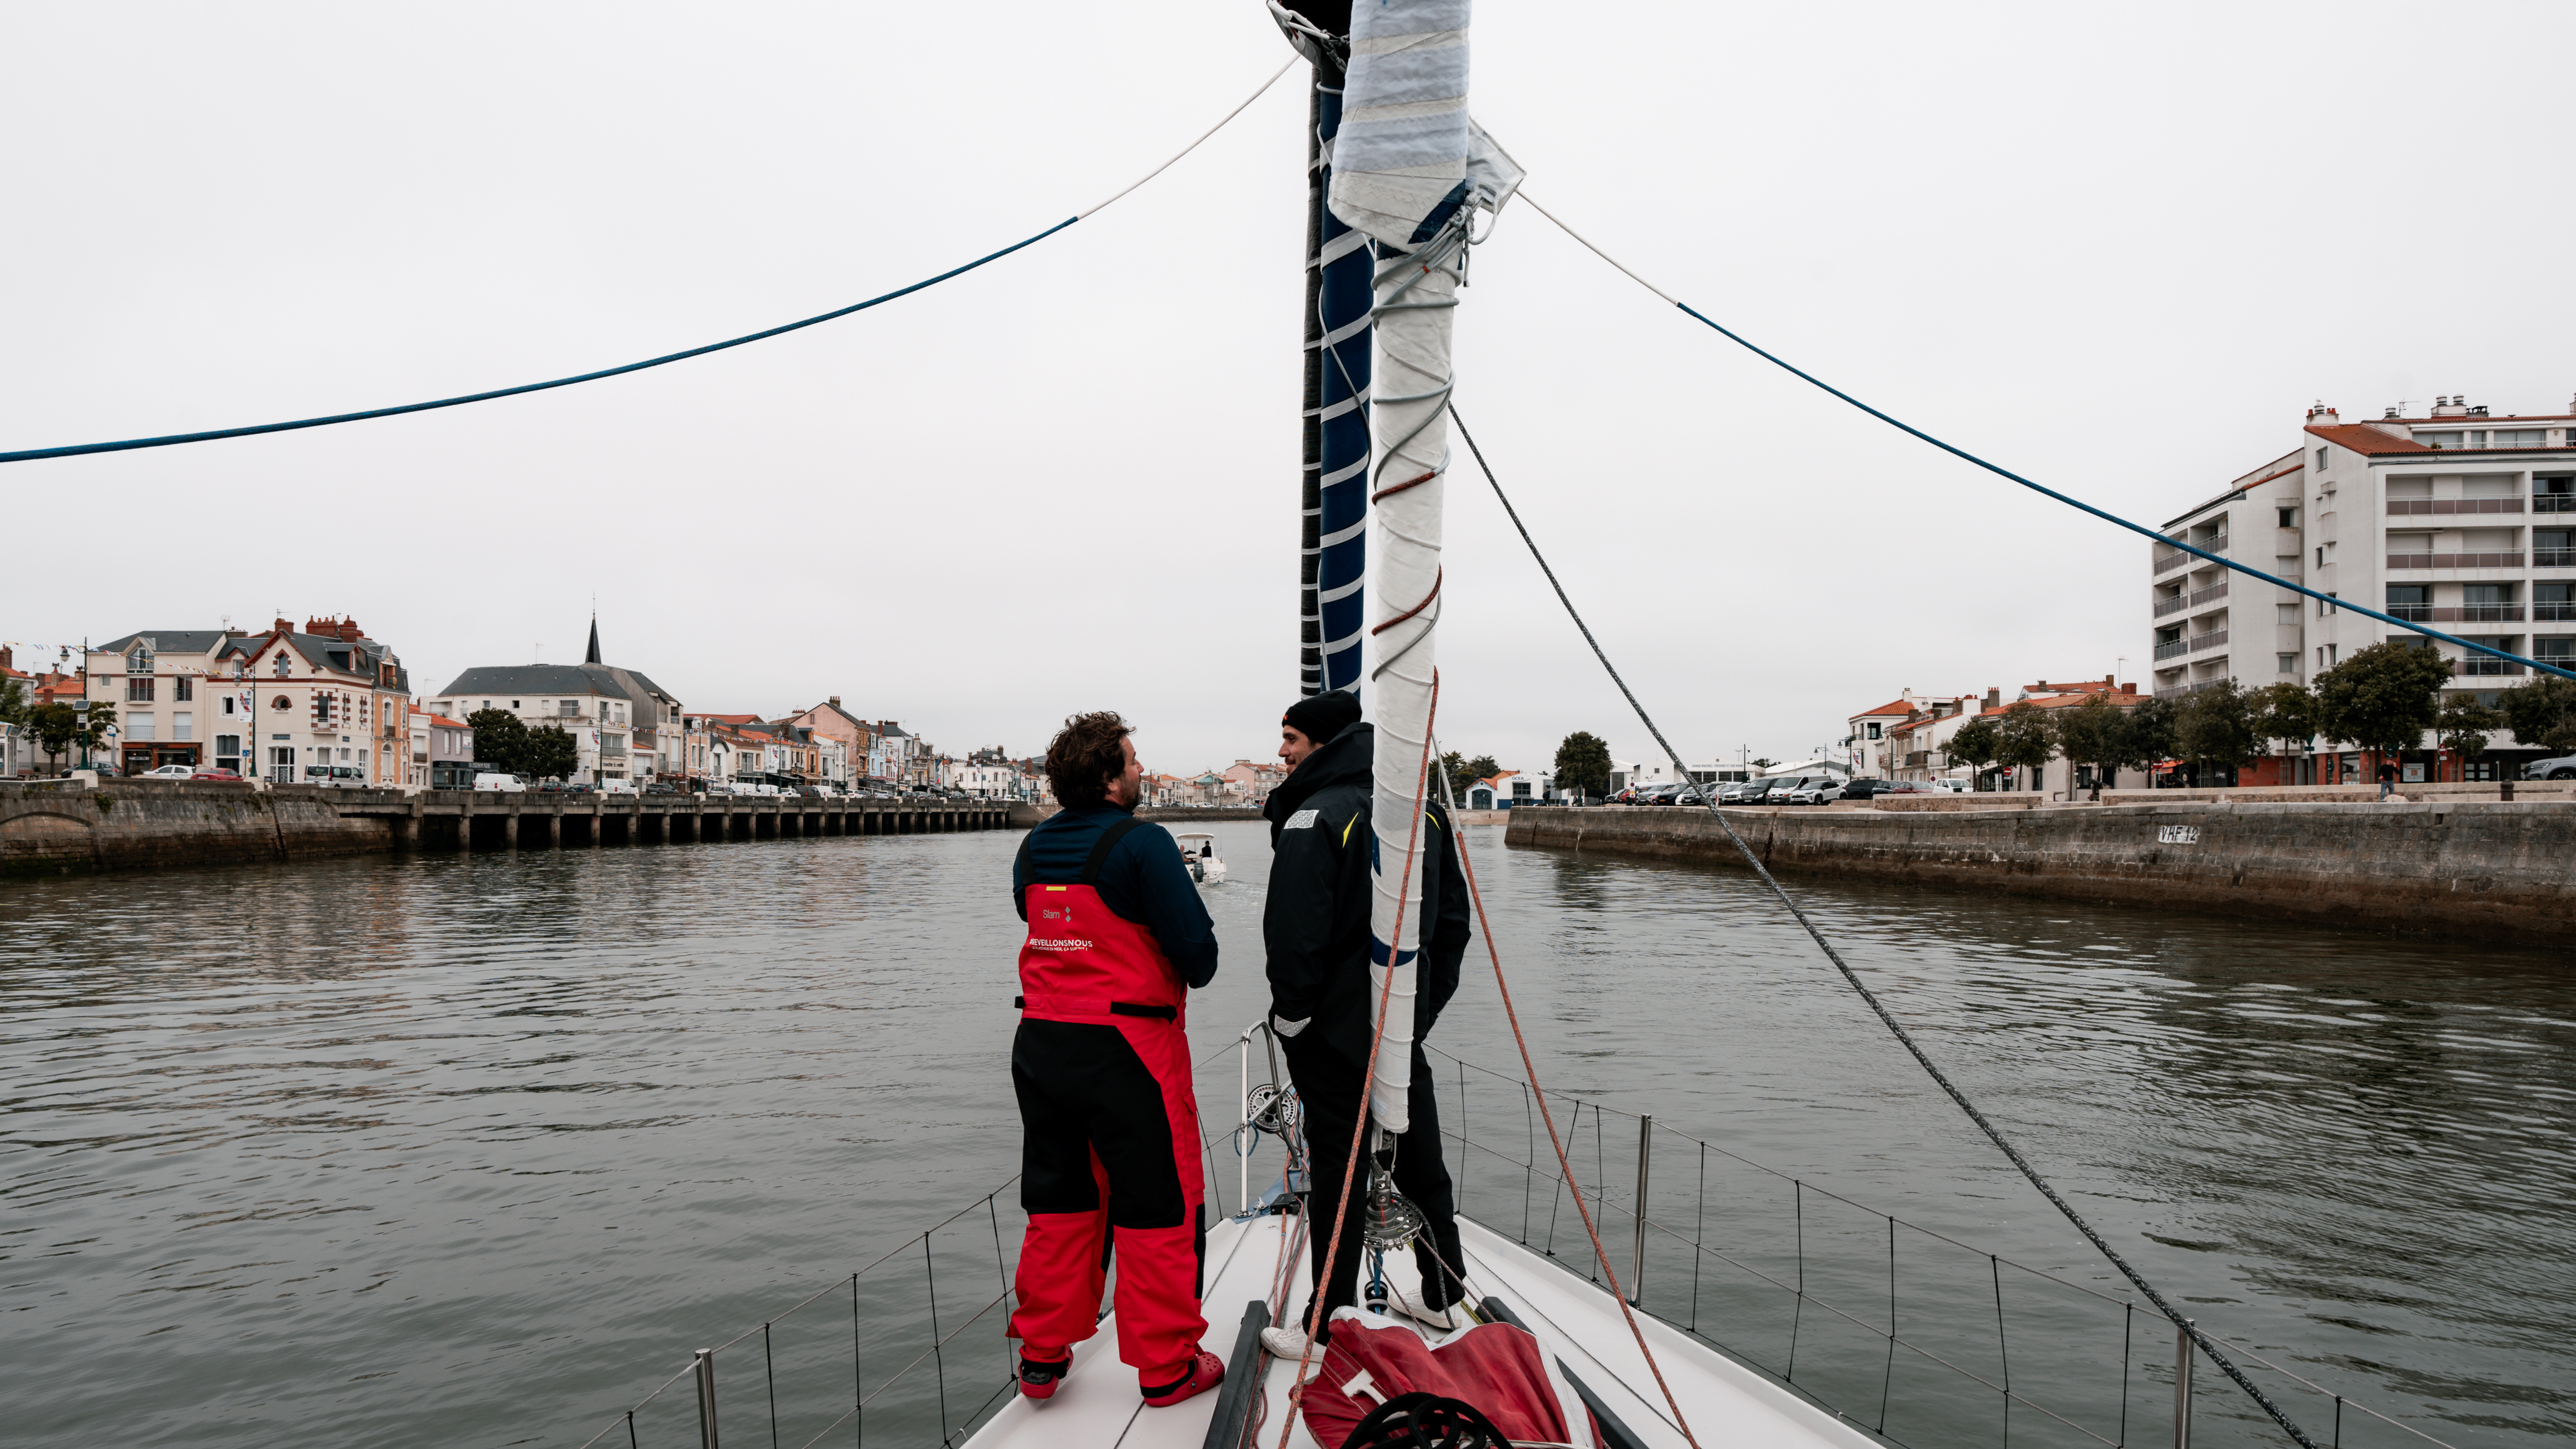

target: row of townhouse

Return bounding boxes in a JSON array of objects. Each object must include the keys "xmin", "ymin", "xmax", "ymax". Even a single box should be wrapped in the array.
[
  {"xmin": 29, "ymin": 617, "xmax": 425, "ymax": 785},
  {"xmin": 16, "ymin": 611, "xmax": 1045, "ymax": 795},
  {"xmin": 1140, "ymin": 759, "xmax": 1290, "ymax": 809},
  {"xmin": 1847, "ymin": 678, "xmax": 2153, "ymax": 796}
]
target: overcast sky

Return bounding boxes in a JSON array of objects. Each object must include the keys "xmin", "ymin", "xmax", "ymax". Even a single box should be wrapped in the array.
[{"xmin": 7, "ymin": 2, "xmax": 2573, "ymax": 778}]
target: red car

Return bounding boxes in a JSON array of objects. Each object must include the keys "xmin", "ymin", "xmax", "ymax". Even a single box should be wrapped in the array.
[{"xmin": 191, "ymin": 768, "xmax": 245, "ymax": 782}]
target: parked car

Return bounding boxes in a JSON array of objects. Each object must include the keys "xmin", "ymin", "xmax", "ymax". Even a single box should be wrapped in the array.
[
  {"xmin": 1784, "ymin": 780, "xmax": 1844, "ymax": 806},
  {"xmin": 1717, "ymin": 781, "xmax": 1754, "ymax": 804},
  {"xmin": 2528, "ymin": 754, "xmax": 2576, "ymax": 780},
  {"xmin": 1837, "ymin": 777, "xmax": 1890, "ymax": 801},
  {"xmin": 190, "ymin": 767, "xmax": 245, "ymax": 782},
  {"xmin": 1740, "ymin": 776, "xmax": 1801, "ymax": 804},
  {"xmin": 472, "ymin": 772, "xmax": 528, "ymax": 793},
  {"xmin": 599, "ymin": 778, "xmax": 636, "ymax": 795},
  {"xmin": 137, "ymin": 763, "xmax": 195, "ymax": 781},
  {"xmin": 643, "ymin": 781, "xmax": 679, "ymax": 795}
]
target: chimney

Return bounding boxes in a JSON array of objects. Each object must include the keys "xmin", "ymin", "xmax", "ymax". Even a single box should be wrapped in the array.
[
  {"xmin": 2432, "ymin": 396, "xmax": 2468, "ymax": 418},
  {"xmin": 2305, "ymin": 402, "xmax": 2339, "ymax": 425},
  {"xmin": 1984, "ymin": 687, "xmax": 2001, "ymax": 711},
  {"xmin": 829, "ymin": 695, "xmax": 842, "ymax": 709},
  {"xmin": 2120, "ymin": 682, "xmax": 2135, "ymax": 694},
  {"xmin": 273, "ymin": 617, "xmax": 293, "ymax": 634}
]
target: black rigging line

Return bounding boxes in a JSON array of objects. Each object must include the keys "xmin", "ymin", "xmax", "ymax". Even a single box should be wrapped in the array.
[
  {"xmin": 0, "ymin": 223, "xmax": 1074, "ymax": 465},
  {"xmin": 1513, "ymin": 194, "xmax": 2574, "ymax": 685},
  {"xmin": 1449, "ymin": 401, "xmax": 2323, "ymax": 1449}
]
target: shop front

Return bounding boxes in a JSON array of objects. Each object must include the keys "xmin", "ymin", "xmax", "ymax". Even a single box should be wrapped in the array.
[{"xmin": 121, "ymin": 742, "xmax": 201, "ymax": 774}]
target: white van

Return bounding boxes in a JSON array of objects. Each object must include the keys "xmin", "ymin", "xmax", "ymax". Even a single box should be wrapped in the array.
[
  {"xmin": 473, "ymin": 771, "xmax": 528, "ymax": 793},
  {"xmin": 599, "ymin": 778, "xmax": 636, "ymax": 795}
]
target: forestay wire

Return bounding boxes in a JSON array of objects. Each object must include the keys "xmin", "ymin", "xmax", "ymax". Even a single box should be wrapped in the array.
[
  {"xmin": 1447, "ymin": 402, "xmax": 2324, "ymax": 1449},
  {"xmin": 0, "ymin": 59, "xmax": 1295, "ymax": 467},
  {"xmin": 1514, "ymin": 189, "xmax": 2576, "ymax": 685}
]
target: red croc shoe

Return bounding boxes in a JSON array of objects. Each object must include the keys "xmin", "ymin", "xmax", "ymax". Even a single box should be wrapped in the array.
[
  {"xmin": 1140, "ymin": 1350, "xmax": 1225, "ymax": 1408},
  {"xmin": 1017, "ymin": 1353, "xmax": 1072, "ymax": 1401}
]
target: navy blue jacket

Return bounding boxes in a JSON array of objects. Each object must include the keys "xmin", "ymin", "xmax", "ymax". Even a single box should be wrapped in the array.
[{"xmin": 1012, "ymin": 803, "xmax": 1219, "ymax": 989}]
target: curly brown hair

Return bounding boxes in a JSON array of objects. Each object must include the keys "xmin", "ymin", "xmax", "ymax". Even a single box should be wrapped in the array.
[{"xmin": 1045, "ymin": 711, "xmax": 1133, "ymax": 809}]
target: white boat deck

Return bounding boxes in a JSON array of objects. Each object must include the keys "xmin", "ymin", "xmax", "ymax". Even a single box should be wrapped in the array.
[{"xmin": 963, "ymin": 1211, "xmax": 1878, "ymax": 1449}]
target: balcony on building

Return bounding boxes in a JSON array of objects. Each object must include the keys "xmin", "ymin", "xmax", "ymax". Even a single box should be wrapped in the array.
[
  {"xmin": 2153, "ymin": 627, "xmax": 2227, "ymax": 661},
  {"xmin": 2386, "ymin": 551, "xmax": 2523, "ymax": 570},
  {"xmin": 2153, "ymin": 578, "xmax": 2229, "ymax": 620},
  {"xmin": 2385, "ymin": 497, "xmax": 2524, "ymax": 516},
  {"xmin": 2153, "ymin": 528, "xmax": 2226, "ymax": 578}
]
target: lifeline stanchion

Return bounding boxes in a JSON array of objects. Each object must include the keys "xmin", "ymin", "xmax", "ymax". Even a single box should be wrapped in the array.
[
  {"xmin": 1629, "ymin": 1115, "xmax": 1651, "ymax": 1307},
  {"xmin": 693, "ymin": 1348, "xmax": 719, "ymax": 1449},
  {"xmin": 2175, "ymin": 1319, "xmax": 2196, "ymax": 1449}
]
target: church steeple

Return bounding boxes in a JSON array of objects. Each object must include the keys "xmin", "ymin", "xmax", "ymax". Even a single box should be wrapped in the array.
[{"xmin": 584, "ymin": 613, "xmax": 602, "ymax": 665}]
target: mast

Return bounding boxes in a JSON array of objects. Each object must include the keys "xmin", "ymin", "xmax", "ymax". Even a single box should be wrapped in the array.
[
  {"xmin": 1329, "ymin": 0, "xmax": 1504, "ymax": 1132},
  {"xmin": 1326, "ymin": 0, "xmax": 1518, "ymax": 1131},
  {"xmin": 1281, "ymin": 3, "xmax": 1368, "ymax": 698}
]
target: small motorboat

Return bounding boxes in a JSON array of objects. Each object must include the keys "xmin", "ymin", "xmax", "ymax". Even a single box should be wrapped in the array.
[{"xmin": 1172, "ymin": 831, "xmax": 1226, "ymax": 884}]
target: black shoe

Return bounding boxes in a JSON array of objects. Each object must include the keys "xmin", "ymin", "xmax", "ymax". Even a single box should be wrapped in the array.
[{"xmin": 1018, "ymin": 1353, "xmax": 1072, "ymax": 1401}]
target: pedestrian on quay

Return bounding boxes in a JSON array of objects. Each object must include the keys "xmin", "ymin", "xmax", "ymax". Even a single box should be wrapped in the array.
[
  {"xmin": 1256, "ymin": 690, "xmax": 1473, "ymax": 1364},
  {"xmin": 1004, "ymin": 711, "xmax": 1226, "ymax": 1409},
  {"xmin": 2378, "ymin": 759, "xmax": 2397, "ymax": 800}
]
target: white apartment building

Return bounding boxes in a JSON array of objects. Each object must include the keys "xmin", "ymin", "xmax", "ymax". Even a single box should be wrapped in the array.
[{"xmin": 2155, "ymin": 397, "xmax": 2575, "ymax": 777}]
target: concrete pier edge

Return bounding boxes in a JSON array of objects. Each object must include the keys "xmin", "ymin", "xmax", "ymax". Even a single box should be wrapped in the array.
[{"xmin": 1504, "ymin": 802, "xmax": 2576, "ymax": 944}]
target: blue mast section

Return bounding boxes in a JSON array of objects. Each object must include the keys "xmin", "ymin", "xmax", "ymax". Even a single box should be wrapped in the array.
[{"xmin": 1312, "ymin": 79, "xmax": 1373, "ymax": 697}]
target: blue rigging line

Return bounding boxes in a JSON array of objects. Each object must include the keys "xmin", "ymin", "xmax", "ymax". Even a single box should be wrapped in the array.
[
  {"xmin": 0, "ymin": 219, "xmax": 1077, "ymax": 465},
  {"xmin": 1664, "ymin": 300, "xmax": 2576, "ymax": 684}
]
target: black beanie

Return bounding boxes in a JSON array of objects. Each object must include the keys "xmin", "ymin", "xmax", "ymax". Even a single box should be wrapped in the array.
[{"xmin": 1282, "ymin": 690, "xmax": 1362, "ymax": 747}]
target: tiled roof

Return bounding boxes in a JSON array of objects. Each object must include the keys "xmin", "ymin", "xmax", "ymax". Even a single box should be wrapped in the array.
[
  {"xmin": 436, "ymin": 662, "xmax": 674, "ymax": 706},
  {"xmin": 1848, "ymin": 698, "xmax": 1918, "ymax": 719},
  {"xmin": 2306, "ymin": 424, "xmax": 2433, "ymax": 456},
  {"xmin": 1977, "ymin": 690, "xmax": 2145, "ymax": 718}
]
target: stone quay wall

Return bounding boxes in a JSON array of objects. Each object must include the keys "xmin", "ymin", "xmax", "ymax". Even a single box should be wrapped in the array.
[
  {"xmin": 3, "ymin": 781, "xmax": 1016, "ymax": 878},
  {"xmin": 1, "ymin": 781, "xmax": 393, "ymax": 876},
  {"xmin": 1504, "ymin": 802, "xmax": 2576, "ymax": 942}
]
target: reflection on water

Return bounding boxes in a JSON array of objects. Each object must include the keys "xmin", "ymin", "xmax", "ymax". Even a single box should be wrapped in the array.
[{"xmin": 1, "ymin": 824, "xmax": 2567, "ymax": 1447}]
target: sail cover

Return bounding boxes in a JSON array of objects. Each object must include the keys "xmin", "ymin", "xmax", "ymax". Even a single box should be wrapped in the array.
[{"xmin": 1326, "ymin": 0, "xmax": 1518, "ymax": 1131}]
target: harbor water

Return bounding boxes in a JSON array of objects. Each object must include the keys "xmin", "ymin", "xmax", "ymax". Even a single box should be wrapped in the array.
[{"xmin": 2, "ymin": 823, "xmax": 2568, "ymax": 1447}]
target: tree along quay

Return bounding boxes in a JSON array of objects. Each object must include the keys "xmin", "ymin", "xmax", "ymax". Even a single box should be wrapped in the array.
[
  {"xmin": 1505, "ymin": 800, "xmax": 2576, "ymax": 943},
  {"xmin": 0, "ymin": 780, "xmax": 1029, "ymax": 877}
]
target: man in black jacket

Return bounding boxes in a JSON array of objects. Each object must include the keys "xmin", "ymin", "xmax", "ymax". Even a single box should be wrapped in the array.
[{"xmin": 1256, "ymin": 690, "xmax": 1472, "ymax": 1362}]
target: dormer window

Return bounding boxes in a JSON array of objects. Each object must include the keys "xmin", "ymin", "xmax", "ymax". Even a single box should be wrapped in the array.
[
  {"xmin": 273, "ymin": 652, "xmax": 292, "ymax": 677},
  {"xmin": 129, "ymin": 647, "xmax": 154, "ymax": 673}
]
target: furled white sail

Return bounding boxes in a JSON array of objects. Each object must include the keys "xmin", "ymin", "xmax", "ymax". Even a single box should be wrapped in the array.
[{"xmin": 1325, "ymin": 0, "xmax": 1518, "ymax": 1131}]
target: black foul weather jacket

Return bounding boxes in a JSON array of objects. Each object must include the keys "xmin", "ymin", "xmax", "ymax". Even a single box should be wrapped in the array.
[{"xmin": 1259, "ymin": 723, "xmax": 1471, "ymax": 1071}]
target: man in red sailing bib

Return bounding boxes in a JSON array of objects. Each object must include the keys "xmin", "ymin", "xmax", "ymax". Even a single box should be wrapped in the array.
[{"xmin": 1006, "ymin": 711, "xmax": 1226, "ymax": 1408}]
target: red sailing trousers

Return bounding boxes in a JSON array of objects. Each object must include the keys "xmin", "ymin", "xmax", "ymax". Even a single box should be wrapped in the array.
[{"xmin": 1006, "ymin": 865, "xmax": 1206, "ymax": 1386}]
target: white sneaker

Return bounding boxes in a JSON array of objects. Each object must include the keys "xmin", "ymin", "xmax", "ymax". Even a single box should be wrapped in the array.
[
  {"xmin": 1392, "ymin": 1286, "xmax": 1464, "ymax": 1333},
  {"xmin": 1259, "ymin": 1324, "xmax": 1314, "ymax": 1361}
]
